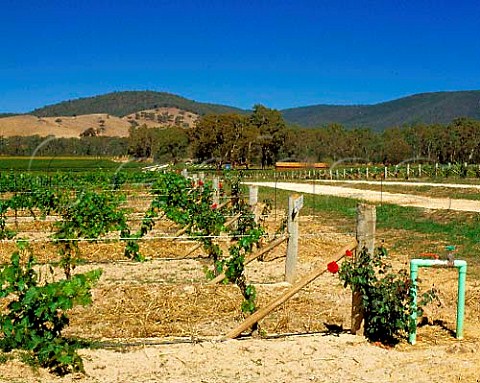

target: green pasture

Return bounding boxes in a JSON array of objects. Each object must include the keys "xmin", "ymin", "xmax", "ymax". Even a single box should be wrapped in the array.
[
  {"xmin": 257, "ymin": 186, "xmax": 480, "ymax": 271},
  {"xmin": 0, "ymin": 157, "xmax": 143, "ymax": 172}
]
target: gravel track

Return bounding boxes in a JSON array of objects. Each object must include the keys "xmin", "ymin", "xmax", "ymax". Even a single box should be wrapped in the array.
[{"xmin": 247, "ymin": 182, "xmax": 480, "ymax": 212}]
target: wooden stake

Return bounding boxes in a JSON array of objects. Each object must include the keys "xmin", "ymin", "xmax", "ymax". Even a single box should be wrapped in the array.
[
  {"xmin": 351, "ymin": 203, "xmax": 376, "ymax": 335},
  {"xmin": 212, "ymin": 177, "xmax": 220, "ymax": 205},
  {"xmin": 208, "ymin": 235, "xmax": 288, "ymax": 285},
  {"xmin": 171, "ymin": 225, "xmax": 190, "ymax": 241},
  {"xmin": 248, "ymin": 185, "xmax": 258, "ymax": 206},
  {"xmin": 224, "ymin": 241, "xmax": 357, "ymax": 339},
  {"xmin": 285, "ymin": 194, "xmax": 302, "ymax": 283},
  {"xmin": 224, "ymin": 213, "xmax": 241, "ymax": 228},
  {"xmin": 182, "ymin": 213, "xmax": 242, "ymax": 257}
]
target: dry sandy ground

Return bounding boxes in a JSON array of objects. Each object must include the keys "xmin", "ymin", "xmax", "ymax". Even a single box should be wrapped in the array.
[
  {"xmin": 1, "ymin": 334, "xmax": 478, "ymax": 383},
  {"xmin": 1, "ymin": 239, "xmax": 479, "ymax": 383},
  {"xmin": 0, "ymin": 199, "xmax": 479, "ymax": 381},
  {"xmin": 247, "ymin": 181, "xmax": 480, "ymax": 212}
]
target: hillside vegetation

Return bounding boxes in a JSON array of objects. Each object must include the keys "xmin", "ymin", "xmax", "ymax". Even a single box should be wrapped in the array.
[
  {"xmin": 282, "ymin": 90, "xmax": 480, "ymax": 130},
  {"xmin": 0, "ymin": 113, "xmax": 19, "ymax": 118},
  {"xmin": 31, "ymin": 91, "xmax": 245, "ymax": 118},
  {"xmin": 3, "ymin": 90, "xmax": 480, "ymax": 132}
]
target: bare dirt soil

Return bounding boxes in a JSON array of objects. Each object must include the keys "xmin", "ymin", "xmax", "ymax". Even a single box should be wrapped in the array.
[{"xmin": 0, "ymin": 212, "xmax": 479, "ymax": 382}]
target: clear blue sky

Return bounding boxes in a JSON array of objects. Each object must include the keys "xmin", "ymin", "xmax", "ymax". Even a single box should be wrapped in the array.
[{"xmin": 1, "ymin": 0, "xmax": 479, "ymax": 113}]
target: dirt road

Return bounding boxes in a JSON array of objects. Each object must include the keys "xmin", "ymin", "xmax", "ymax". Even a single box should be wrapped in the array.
[{"xmin": 246, "ymin": 181, "xmax": 480, "ymax": 212}]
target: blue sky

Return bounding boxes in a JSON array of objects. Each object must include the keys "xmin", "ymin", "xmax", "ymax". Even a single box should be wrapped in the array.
[{"xmin": 1, "ymin": 0, "xmax": 479, "ymax": 112}]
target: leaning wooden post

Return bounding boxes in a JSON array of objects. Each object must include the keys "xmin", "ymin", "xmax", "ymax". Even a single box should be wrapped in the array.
[
  {"xmin": 208, "ymin": 235, "xmax": 288, "ymax": 285},
  {"xmin": 225, "ymin": 241, "xmax": 358, "ymax": 339},
  {"xmin": 285, "ymin": 194, "xmax": 303, "ymax": 283},
  {"xmin": 351, "ymin": 203, "xmax": 376, "ymax": 335}
]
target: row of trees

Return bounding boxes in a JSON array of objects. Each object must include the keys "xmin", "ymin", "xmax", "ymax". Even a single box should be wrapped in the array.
[
  {"xmin": 186, "ymin": 112, "xmax": 480, "ymax": 166},
  {"xmin": 1, "ymin": 108, "xmax": 479, "ymax": 166},
  {"xmin": 288, "ymin": 117, "xmax": 480, "ymax": 165}
]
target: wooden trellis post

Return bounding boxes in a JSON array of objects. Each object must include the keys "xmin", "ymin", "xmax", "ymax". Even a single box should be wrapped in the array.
[
  {"xmin": 212, "ymin": 177, "xmax": 220, "ymax": 205},
  {"xmin": 285, "ymin": 194, "xmax": 303, "ymax": 283},
  {"xmin": 351, "ymin": 203, "xmax": 376, "ymax": 335},
  {"xmin": 249, "ymin": 185, "xmax": 261, "ymax": 223},
  {"xmin": 248, "ymin": 185, "xmax": 258, "ymax": 206}
]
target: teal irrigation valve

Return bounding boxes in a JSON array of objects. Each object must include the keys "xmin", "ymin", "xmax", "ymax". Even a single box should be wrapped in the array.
[{"xmin": 409, "ymin": 258, "xmax": 467, "ymax": 345}]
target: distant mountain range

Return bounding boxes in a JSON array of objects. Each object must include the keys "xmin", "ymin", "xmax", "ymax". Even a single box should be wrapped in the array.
[
  {"xmin": 282, "ymin": 90, "xmax": 480, "ymax": 130},
  {"xmin": 1, "ymin": 90, "xmax": 480, "ymax": 136}
]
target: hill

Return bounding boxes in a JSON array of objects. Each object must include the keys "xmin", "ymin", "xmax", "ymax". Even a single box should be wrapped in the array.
[
  {"xmin": 0, "ymin": 114, "xmax": 131, "ymax": 138},
  {"xmin": 0, "ymin": 106, "xmax": 201, "ymax": 138},
  {"xmin": 31, "ymin": 91, "xmax": 245, "ymax": 118},
  {"xmin": 0, "ymin": 113, "xmax": 19, "ymax": 118},
  {"xmin": 281, "ymin": 90, "xmax": 480, "ymax": 130},
  {"xmin": 3, "ymin": 90, "xmax": 480, "ymax": 137}
]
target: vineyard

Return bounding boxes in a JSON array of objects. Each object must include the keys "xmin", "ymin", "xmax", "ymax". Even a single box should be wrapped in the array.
[
  {"xmin": 0, "ymin": 168, "xmax": 479, "ymax": 381},
  {"xmin": 246, "ymin": 162, "xmax": 480, "ymax": 182}
]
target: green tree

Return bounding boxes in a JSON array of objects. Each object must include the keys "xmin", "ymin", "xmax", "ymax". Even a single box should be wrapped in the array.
[
  {"xmin": 381, "ymin": 127, "xmax": 412, "ymax": 164},
  {"xmin": 249, "ymin": 105, "xmax": 287, "ymax": 168},
  {"xmin": 189, "ymin": 113, "xmax": 254, "ymax": 167},
  {"xmin": 155, "ymin": 127, "xmax": 189, "ymax": 163}
]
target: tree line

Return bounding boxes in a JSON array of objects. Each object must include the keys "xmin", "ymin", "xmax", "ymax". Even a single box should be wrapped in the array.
[
  {"xmin": 1, "ymin": 106, "xmax": 479, "ymax": 166},
  {"xmin": 129, "ymin": 106, "xmax": 480, "ymax": 166}
]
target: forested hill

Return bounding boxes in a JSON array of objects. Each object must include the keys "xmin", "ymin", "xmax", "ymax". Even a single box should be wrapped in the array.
[
  {"xmin": 0, "ymin": 113, "xmax": 19, "ymax": 118},
  {"xmin": 281, "ymin": 90, "xmax": 480, "ymax": 130},
  {"xmin": 27, "ymin": 89, "xmax": 480, "ymax": 130},
  {"xmin": 31, "ymin": 91, "xmax": 245, "ymax": 117}
]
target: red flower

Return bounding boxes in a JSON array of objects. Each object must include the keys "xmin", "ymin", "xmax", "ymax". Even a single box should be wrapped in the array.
[
  {"xmin": 198, "ymin": 180, "xmax": 204, "ymax": 186},
  {"xmin": 219, "ymin": 182, "xmax": 223, "ymax": 189},
  {"xmin": 327, "ymin": 261, "xmax": 339, "ymax": 274},
  {"xmin": 345, "ymin": 249, "xmax": 353, "ymax": 257},
  {"xmin": 211, "ymin": 203, "xmax": 218, "ymax": 209}
]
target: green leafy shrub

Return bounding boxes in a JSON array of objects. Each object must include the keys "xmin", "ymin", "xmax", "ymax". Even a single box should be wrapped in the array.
[
  {"xmin": 54, "ymin": 190, "xmax": 127, "ymax": 278},
  {"xmin": 0, "ymin": 242, "xmax": 102, "ymax": 375},
  {"xmin": 338, "ymin": 246, "xmax": 435, "ymax": 344}
]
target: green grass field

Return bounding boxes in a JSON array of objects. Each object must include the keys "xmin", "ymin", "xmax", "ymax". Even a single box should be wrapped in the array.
[
  {"xmin": 0, "ymin": 157, "xmax": 144, "ymax": 172},
  {"xmin": 258, "ymin": 186, "xmax": 480, "ymax": 266}
]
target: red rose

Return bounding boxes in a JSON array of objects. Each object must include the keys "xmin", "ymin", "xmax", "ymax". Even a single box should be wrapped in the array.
[
  {"xmin": 219, "ymin": 182, "xmax": 223, "ymax": 189},
  {"xmin": 198, "ymin": 180, "xmax": 204, "ymax": 186},
  {"xmin": 211, "ymin": 203, "xmax": 218, "ymax": 209},
  {"xmin": 345, "ymin": 249, "xmax": 353, "ymax": 257},
  {"xmin": 327, "ymin": 261, "xmax": 339, "ymax": 274}
]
